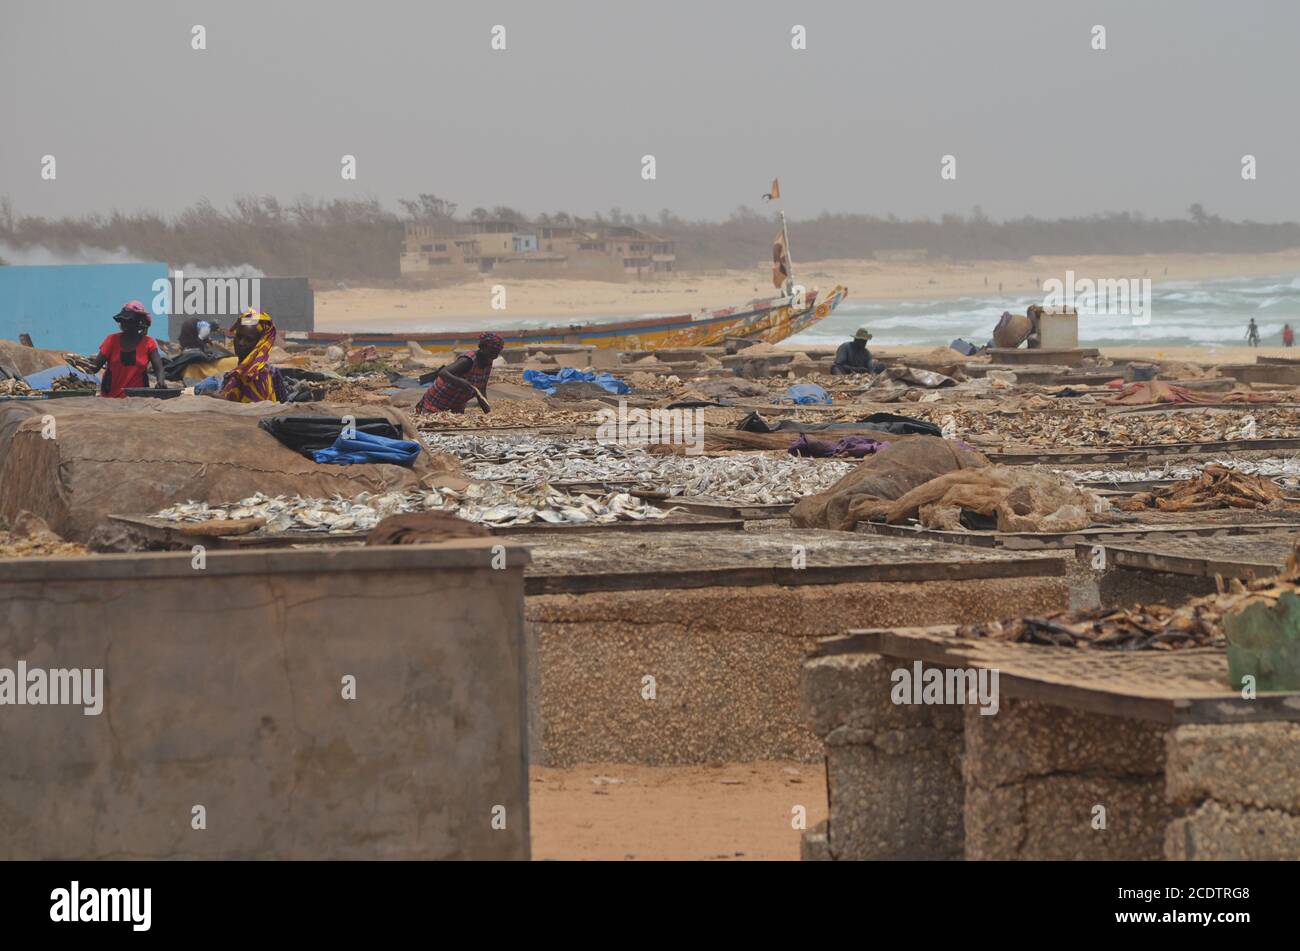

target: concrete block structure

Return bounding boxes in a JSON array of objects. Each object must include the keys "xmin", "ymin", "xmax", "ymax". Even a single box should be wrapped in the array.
[
  {"xmin": 802, "ymin": 627, "xmax": 1300, "ymax": 861},
  {"xmin": 0, "ymin": 541, "xmax": 530, "ymax": 859},
  {"xmin": 522, "ymin": 530, "xmax": 1069, "ymax": 767}
]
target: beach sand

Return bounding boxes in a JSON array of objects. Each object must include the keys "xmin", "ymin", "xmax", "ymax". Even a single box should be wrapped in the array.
[
  {"xmin": 529, "ymin": 762, "xmax": 823, "ymax": 861},
  {"xmin": 315, "ymin": 250, "xmax": 1300, "ymax": 339}
]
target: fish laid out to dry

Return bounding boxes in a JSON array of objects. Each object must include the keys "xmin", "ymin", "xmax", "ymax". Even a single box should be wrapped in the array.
[
  {"xmin": 958, "ymin": 544, "xmax": 1300, "ymax": 651},
  {"xmin": 1062, "ymin": 457, "xmax": 1300, "ymax": 485},
  {"xmin": 1116, "ymin": 464, "xmax": 1287, "ymax": 512},
  {"xmin": 152, "ymin": 484, "xmax": 673, "ymax": 533},
  {"xmin": 0, "ymin": 378, "xmax": 34, "ymax": 396},
  {"xmin": 907, "ymin": 406, "xmax": 1300, "ymax": 449},
  {"xmin": 427, "ymin": 433, "xmax": 856, "ymax": 504},
  {"xmin": 958, "ymin": 602, "xmax": 1227, "ymax": 650},
  {"xmin": 414, "ymin": 401, "xmax": 598, "ymax": 431}
]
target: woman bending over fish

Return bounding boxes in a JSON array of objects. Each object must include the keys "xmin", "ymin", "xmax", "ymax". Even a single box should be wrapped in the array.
[{"xmin": 416, "ymin": 331, "xmax": 503, "ymax": 414}]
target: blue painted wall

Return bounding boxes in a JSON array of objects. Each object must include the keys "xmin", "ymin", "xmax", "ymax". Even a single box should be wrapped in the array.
[{"xmin": 0, "ymin": 262, "xmax": 170, "ymax": 353}]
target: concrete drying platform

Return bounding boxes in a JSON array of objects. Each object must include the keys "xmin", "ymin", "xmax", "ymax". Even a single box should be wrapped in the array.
[
  {"xmin": 803, "ymin": 627, "xmax": 1300, "ymax": 861},
  {"xmin": 522, "ymin": 529, "xmax": 1066, "ymax": 594},
  {"xmin": 1079, "ymin": 532, "xmax": 1297, "ymax": 606},
  {"xmin": 0, "ymin": 542, "xmax": 531, "ymax": 859},
  {"xmin": 520, "ymin": 530, "xmax": 1069, "ymax": 767},
  {"xmin": 857, "ymin": 514, "xmax": 1300, "ymax": 550}
]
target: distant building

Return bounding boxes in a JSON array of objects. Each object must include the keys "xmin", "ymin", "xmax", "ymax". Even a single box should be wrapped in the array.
[{"xmin": 400, "ymin": 220, "xmax": 675, "ymax": 279}]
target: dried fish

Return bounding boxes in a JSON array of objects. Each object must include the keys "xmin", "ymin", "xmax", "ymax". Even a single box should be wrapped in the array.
[
  {"xmin": 152, "ymin": 484, "xmax": 674, "ymax": 533},
  {"xmin": 906, "ymin": 406, "xmax": 1300, "ymax": 449}
]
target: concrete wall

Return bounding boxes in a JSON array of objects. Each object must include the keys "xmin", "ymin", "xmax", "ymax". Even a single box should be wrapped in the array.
[
  {"xmin": 527, "ymin": 575, "xmax": 1068, "ymax": 767},
  {"xmin": 803, "ymin": 650, "xmax": 1300, "ymax": 861},
  {"xmin": 165, "ymin": 277, "xmax": 314, "ymax": 339},
  {"xmin": 0, "ymin": 541, "xmax": 530, "ymax": 859},
  {"xmin": 0, "ymin": 262, "xmax": 169, "ymax": 352}
]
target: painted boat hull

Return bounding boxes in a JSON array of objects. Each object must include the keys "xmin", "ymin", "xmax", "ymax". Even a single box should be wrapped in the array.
[{"xmin": 302, "ymin": 284, "xmax": 848, "ymax": 353}]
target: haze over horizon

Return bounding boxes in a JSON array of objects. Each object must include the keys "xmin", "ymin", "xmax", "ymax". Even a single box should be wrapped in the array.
[{"xmin": 3, "ymin": 0, "xmax": 1298, "ymax": 225}]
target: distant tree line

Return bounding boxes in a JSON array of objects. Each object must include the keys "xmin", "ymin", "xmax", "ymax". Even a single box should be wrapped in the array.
[{"xmin": 1, "ymin": 193, "xmax": 1297, "ymax": 281}]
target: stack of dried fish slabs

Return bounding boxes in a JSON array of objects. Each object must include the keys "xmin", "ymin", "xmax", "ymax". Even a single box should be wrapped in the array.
[{"xmin": 1116, "ymin": 464, "xmax": 1286, "ymax": 512}]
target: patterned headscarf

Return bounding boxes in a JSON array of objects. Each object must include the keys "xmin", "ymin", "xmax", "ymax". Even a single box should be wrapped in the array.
[
  {"xmin": 218, "ymin": 309, "xmax": 278, "ymax": 402},
  {"xmin": 478, "ymin": 332, "xmax": 504, "ymax": 355}
]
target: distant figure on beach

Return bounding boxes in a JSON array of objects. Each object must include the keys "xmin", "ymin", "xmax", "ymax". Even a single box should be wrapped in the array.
[
  {"xmin": 1246, "ymin": 318, "xmax": 1260, "ymax": 347},
  {"xmin": 832, "ymin": 327, "xmax": 874, "ymax": 375},
  {"xmin": 1284, "ymin": 324, "xmax": 1295, "ymax": 348},
  {"xmin": 86, "ymin": 301, "xmax": 168, "ymax": 397},
  {"xmin": 417, "ymin": 331, "xmax": 503, "ymax": 413}
]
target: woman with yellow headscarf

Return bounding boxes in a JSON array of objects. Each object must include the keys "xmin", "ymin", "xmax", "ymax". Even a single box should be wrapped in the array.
[{"xmin": 217, "ymin": 309, "xmax": 285, "ymax": 402}]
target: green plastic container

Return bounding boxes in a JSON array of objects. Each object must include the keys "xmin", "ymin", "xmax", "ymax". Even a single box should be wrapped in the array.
[{"xmin": 1225, "ymin": 590, "xmax": 1300, "ymax": 692}]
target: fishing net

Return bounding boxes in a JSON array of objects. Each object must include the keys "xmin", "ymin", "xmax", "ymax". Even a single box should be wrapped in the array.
[{"xmin": 790, "ymin": 436, "xmax": 988, "ymax": 530}]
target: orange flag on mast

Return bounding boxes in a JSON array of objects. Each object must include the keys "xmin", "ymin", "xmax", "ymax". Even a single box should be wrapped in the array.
[{"xmin": 762, "ymin": 178, "xmax": 781, "ymax": 202}]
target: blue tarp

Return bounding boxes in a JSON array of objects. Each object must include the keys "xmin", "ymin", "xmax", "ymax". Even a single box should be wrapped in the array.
[
  {"xmin": 23, "ymin": 365, "xmax": 99, "ymax": 389},
  {"xmin": 311, "ymin": 430, "xmax": 422, "ymax": 467},
  {"xmin": 784, "ymin": 383, "xmax": 832, "ymax": 405},
  {"xmin": 193, "ymin": 374, "xmax": 224, "ymax": 396},
  {"xmin": 521, "ymin": 367, "xmax": 630, "ymax": 396}
]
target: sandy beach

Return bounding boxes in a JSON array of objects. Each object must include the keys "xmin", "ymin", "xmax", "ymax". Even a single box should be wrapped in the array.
[{"xmin": 315, "ymin": 250, "xmax": 1300, "ymax": 337}]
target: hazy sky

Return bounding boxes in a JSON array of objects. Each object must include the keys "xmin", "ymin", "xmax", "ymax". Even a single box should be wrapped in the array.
[{"xmin": 3, "ymin": 0, "xmax": 1298, "ymax": 222}]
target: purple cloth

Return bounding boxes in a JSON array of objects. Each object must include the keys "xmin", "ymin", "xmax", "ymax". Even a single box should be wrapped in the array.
[{"xmin": 788, "ymin": 434, "xmax": 890, "ymax": 458}]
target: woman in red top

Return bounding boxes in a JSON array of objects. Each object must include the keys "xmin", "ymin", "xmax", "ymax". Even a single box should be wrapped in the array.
[{"xmin": 88, "ymin": 301, "xmax": 169, "ymax": 397}]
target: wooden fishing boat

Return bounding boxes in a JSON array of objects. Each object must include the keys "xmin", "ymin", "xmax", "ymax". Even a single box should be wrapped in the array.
[{"xmin": 299, "ymin": 283, "xmax": 847, "ymax": 354}]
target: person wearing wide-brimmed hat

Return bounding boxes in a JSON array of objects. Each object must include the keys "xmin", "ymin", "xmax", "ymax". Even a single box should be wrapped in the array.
[
  {"xmin": 85, "ymin": 300, "xmax": 169, "ymax": 397},
  {"xmin": 832, "ymin": 326, "xmax": 875, "ymax": 375}
]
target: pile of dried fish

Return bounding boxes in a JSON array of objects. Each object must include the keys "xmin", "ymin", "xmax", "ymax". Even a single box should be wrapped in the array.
[
  {"xmin": 458, "ymin": 446, "xmax": 854, "ymax": 504},
  {"xmin": 958, "ymin": 544, "xmax": 1300, "ymax": 651},
  {"xmin": 152, "ymin": 483, "xmax": 672, "ymax": 533},
  {"xmin": 1063, "ymin": 457, "xmax": 1300, "ymax": 485},
  {"xmin": 48, "ymin": 373, "xmax": 93, "ymax": 392},
  {"xmin": 414, "ymin": 400, "xmax": 600, "ymax": 430},
  {"xmin": 424, "ymin": 433, "xmax": 619, "ymax": 464},
  {"xmin": 0, "ymin": 530, "xmax": 87, "ymax": 558},
  {"xmin": 957, "ymin": 602, "xmax": 1226, "ymax": 650},
  {"xmin": 0, "ymin": 378, "xmax": 34, "ymax": 396},
  {"xmin": 909, "ymin": 406, "xmax": 1300, "ymax": 449},
  {"xmin": 1116, "ymin": 464, "xmax": 1286, "ymax": 512},
  {"xmin": 319, "ymin": 378, "xmax": 393, "ymax": 405}
]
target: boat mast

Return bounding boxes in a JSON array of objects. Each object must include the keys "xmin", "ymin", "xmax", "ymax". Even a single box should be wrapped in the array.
[{"xmin": 780, "ymin": 209, "xmax": 795, "ymax": 298}]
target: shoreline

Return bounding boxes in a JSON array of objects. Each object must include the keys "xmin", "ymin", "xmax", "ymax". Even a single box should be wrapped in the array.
[{"xmin": 315, "ymin": 250, "xmax": 1300, "ymax": 335}]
